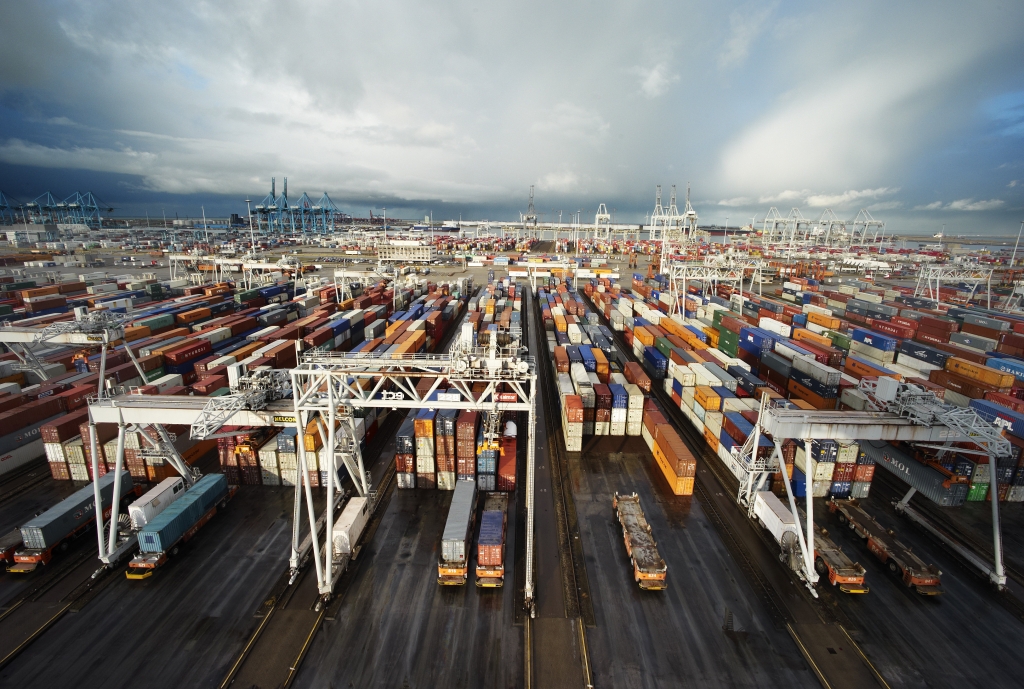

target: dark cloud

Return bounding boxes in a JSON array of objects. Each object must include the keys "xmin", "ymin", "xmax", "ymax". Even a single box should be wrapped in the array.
[{"xmin": 1, "ymin": 1, "xmax": 1023, "ymax": 234}]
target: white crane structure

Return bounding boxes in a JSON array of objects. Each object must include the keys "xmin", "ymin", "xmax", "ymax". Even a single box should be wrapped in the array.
[
  {"xmin": 734, "ymin": 378, "xmax": 1010, "ymax": 595},
  {"xmin": 661, "ymin": 258, "xmax": 764, "ymax": 316},
  {"xmin": 759, "ymin": 207, "xmax": 888, "ymax": 252},
  {"xmin": 83, "ymin": 313, "xmax": 541, "ymax": 610},
  {"xmin": 914, "ymin": 263, "xmax": 994, "ymax": 309}
]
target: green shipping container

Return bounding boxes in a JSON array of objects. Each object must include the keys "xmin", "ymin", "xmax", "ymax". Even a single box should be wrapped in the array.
[
  {"xmin": 655, "ymin": 337, "xmax": 674, "ymax": 358},
  {"xmin": 0, "ymin": 304, "xmax": 12, "ymax": 316},
  {"xmin": 144, "ymin": 367, "xmax": 166, "ymax": 382},
  {"xmin": 717, "ymin": 338, "xmax": 739, "ymax": 358},
  {"xmin": 712, "ymin": 309, "xmax": 726, "ymax": 327},
  {"xmin": 967, "ymin": 483, "xmax": 989, "ymax": 502},
  {"xmin": 139, "ymin": 313, "xmax": 174, "ymax": 331},
  {"xmin": 826, "ymin": 330, "xmax": 852, "ymax": 351}
]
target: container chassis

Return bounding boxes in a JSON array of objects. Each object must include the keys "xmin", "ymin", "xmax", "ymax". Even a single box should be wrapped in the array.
[
  {"xmin": 8, "ymin": 485, "xmax": 143, "ymax": 573},
  {"xmin": 126, "ymin": 485, "xmax": 237, "ymax": 579},
  {"xmin": 828, "ymin": 498, "xmax": 943, "ymax": 595},
  {"xmin": 812, "ymin": 524, "xmax": 870, "ymax": 594},
  {"xmin": 613, "ymin": 492, "xmax": 667, "ymax": 590}
]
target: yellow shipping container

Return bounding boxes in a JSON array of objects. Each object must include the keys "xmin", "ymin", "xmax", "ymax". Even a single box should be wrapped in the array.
[
  {"xmin": 634, "ymin": 326, "xmax": 655, "ymax": 347},
  {"xmin": 694, "ymin": 385, "xmax": 721, "ymax": 411},
  {"xmin": 792, "ymin": 328, "xmax": 833, "ymax": 349}
]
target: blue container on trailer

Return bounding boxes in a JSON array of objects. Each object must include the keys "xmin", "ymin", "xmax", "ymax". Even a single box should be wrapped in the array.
[
  {"xmin": 609, "ymin": 384, "xmax": 628, "ymax": 408},
  {"xmin": 851, "ymin": 328, "xmax": 897, "ymax": 352},
  {"xmin": 138, "ymin": 474, "xmax": 227, "ymax": 553}
]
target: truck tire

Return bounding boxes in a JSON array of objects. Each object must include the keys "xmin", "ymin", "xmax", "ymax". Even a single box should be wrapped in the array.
[
  {"xmin": 815, "ymin": 557, "xmax": 827, "ymax": 576},
  {"xmin": 837, "ymin": 514, "xmax": 847, "ymax": 525},
  {"xmin": 888, "ymin": 560, "xmax": 898, "ymax": 575}
]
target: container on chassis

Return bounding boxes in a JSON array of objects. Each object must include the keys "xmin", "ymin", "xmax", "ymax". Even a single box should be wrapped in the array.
[
  {"xmin": 332, "ymin": 497, "xmax": 369, "ymax": 561},
  {"xmin": 812, "ymin": 524, "xmax": 870, "ymax": 594},
  {"xmin": 127, "ymin": 474, "xmax": 234, "ymax": 578},
  {"xmin": 476, "ymin": 492, "xmax": 508, "ymax": 586},
  {"xmin": 751, "ymin": 490, "xmax": 802, "ymax": 572},
  {"xmin": 829, "ymin": 499, "xmax": 943, "ymax": 594},
  {"xmin": 613, "ymin": 492, "xmax": 667, "ymax": 590},
  {"xmin": 439, "ymin": 479, "xmax": 477, "ymax": 585},
  {"xmin": 12, "ymin": 470, "xmax": 139, "ymax": 571},
  {"xmin": 128, "ymin": 477, "xmax": 186, "ymax": 529}
]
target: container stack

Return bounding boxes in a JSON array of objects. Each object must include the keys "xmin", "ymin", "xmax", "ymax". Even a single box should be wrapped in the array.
[
  {"xmin": 395, "ymin": 418, "xmax": 416, "ymax": 489},
  {"xmin": 610, "ymin": 384, "xmax": 628, "ymax": 436},
  {"xmin": 435, "ymin": 409, "xmax": 457, "ymax": 490},
  {"xmin": 593, "ymin": 384, "xmax": 612, "ymax": 436},
  {"xmin": 414, "ymin": 408, "xmax": 437, "ymax": 490},
  {"xmin": 476, "ymin": 425, "xmax": 499, "ymax": 491},
  {"xmin": 456, "ymin": 411, "xmax": 478, "ymax": 480},
  {"xmin": 625, "ymin": 383, "xmax": 644, "ymax": 436},
  {"xmin": 561, "ymin": 395, "xmax": 584, "ymax": 452}
]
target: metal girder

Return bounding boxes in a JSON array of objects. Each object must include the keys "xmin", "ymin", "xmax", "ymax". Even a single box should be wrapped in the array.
[
  {"xmin": 759, "ymin": 409, "xmax": 958, "ymax": 442},
  {"xmin": 914, "ymin": 264, "xmax": 993, "ymax": 309}
]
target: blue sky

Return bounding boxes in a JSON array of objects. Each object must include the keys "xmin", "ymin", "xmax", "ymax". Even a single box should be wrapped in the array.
[{"xmin": 1, "ymin": 0, "xmax": 1022, "ymax": 235}]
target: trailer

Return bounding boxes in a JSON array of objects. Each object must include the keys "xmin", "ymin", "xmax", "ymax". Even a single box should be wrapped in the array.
[
  {"xmin": 438, "ymin": 479, "xmax": 477, "ymax": 585},
  {"xmin": 127, "ymin": 474, "xmax": 235, "ymax": 579},
  {"xmin": 828, "ymin": 499, "xmax": 943, "ymax": 595},
  {"xmin": 613, "ymin": 492, "xmax": 667, "ymax": 590},
  {"xmin": 10, "ymin": 470, "xmax": 141, "ymax": 573},
  {"xmin": 475, "ymin": 492, "xmax": 507, "ymax": 587},
  {"xmin": 812, "ymin": 524, "xmax": 870, "ymax": 594}
]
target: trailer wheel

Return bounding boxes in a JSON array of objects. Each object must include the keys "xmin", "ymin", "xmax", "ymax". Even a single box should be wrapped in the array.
[
  {"xmin": 887, "ymin": 560, "xmax": 898, "ymax": 575},
  {"xmin": 60, "ymin": 541, "xmax": 69, "ymax": 552},
  {"xmin": 837, "ymin": 514, "xmax": 847, "ymax": 525},
  {"xmin": 171, "ymin": 546, "xmax": 180, "ymax": 557},
  {"xmin": 815, "ymin": 557, "xmax": 827, "ymax": 576}
]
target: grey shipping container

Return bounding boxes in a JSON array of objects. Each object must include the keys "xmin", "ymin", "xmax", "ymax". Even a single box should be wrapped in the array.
[
  {"xmin": 441, "ymin": 479, "xmax": 477, "ymax": 564},
  {"xmin": 702, "ymin": 362, "xmax": 738, "ymax": 392},
  {"xmin": 138, "ymin": 474, "xmax": 227, "ymax": 553},
  {"xmin": 0, "ymin": 412, "xmax": 63, "ymax": 456},
  {"xmin": 20, "ymin": 470, "xmax": 133, "ymax": 550},
  {"xmin": 860, "ymin": 441, "xmax": 967, "ymax": 506}
]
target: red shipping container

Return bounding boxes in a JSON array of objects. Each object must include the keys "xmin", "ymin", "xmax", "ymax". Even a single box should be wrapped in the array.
[
  {"xmin": 497, "ymin": 437, "xmax": 517, "ymax": 491},
  {"xmin": 919, "ymin": 315, "xmax": 958, "ymax": 333},
  {"xmin": 192, "ymin": 375, "xmax": 229, "ymax": 395},
  {"xmin": 624, "ymin": 362, "xmax": 652, "ymax": 393},
  {"xmin": 41, "ymin": 408, "xmax": 90, "ymax": 443},
  {"xmin": 0, "ymin": 396, "xmax": 64, "ymax": 429},
  {"xmin": 853, "ymin": 464, "xmax": 875, "ymax": 482},
  {"xmin": 164, "ymin": 339, "xmax": 213, "ymax": 366}
]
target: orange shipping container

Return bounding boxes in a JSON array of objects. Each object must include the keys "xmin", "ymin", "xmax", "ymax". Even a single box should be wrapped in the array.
[
  {"xmin": 944, "ymin": 357, "xmax": 1015, "ymax": 389},
  {"xmin": 807, "ymin": 312, "xmax": 841, "ymax": 330},
  {"xmin": 792, "ymin": 328, "xmax": 833, "ymax": 349},
  {"xmin": 844, "ymin": 357, "xmax": 902, "ymax": 381}
]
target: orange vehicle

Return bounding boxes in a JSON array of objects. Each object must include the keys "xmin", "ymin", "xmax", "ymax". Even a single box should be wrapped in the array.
[
  {"xmin": 613, "ymin": 492, "xmax": 667, "ymax": 590},
  {"xmin": 829, "ymin": 499, "xmax": 942, "ymax": 595}
]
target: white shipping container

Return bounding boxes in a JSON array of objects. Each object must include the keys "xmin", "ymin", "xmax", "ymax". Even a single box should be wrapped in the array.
[
  {"xmin": 332, "ymin": 497, "xmax": 369, "ymax": 558},
  {"xmin": 753, "ymin": 491, "xmax": 798, "ymax": 545},
  {"xmin": 147, "ymin": 373, "xmax": 184, "ymax": 392},
  {"xmin": 195, "ymin": 326, "xmax": 232, "ymax": 345},
  {"xmin": 758, "ymin": 317, "xmax": 791, "ymax": 339},
  {"xmin": 128, "ymin": 477, "xmax": 185, "ymax": 529}
]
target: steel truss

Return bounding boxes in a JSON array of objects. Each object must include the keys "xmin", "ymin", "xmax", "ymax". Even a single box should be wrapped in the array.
[
  {"xmin": 287, "ymin": 329, "xmax": 538, "ymax": 602},
  {"xmin": 734, "ymin": 379, "xmax": 1011, "ymax": 592},
  {"xmin": 914, "ymin": 264, "xmax": 993, "ymax": 309},
  {"xmin": 663, "ymin": 260, "xmax": 763, "ymax": 316}
]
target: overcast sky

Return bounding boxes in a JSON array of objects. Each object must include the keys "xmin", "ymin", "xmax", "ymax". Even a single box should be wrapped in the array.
[{"xmin": 1, "ymin": 0, "xmax": 1023, "ymax": 235}]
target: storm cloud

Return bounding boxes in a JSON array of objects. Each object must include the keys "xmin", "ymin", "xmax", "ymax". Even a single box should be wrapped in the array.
[{"xmin": 1, "ymin": 0, "xmax": 1022, "ymax": 233}]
